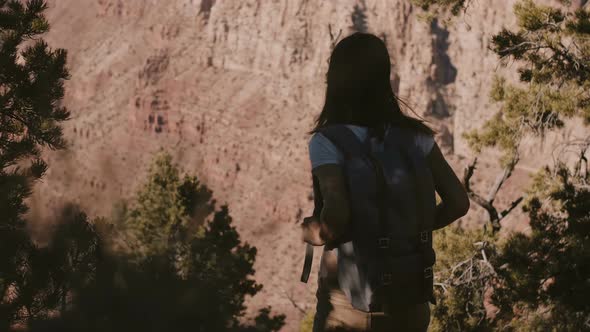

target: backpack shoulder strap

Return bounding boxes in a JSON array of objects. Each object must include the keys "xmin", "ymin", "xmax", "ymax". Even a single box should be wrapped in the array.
[
  {"xmin": 385, "ymin": 128, "xmax": 435, "ymax": 234},
  {"xmin": 318, "ymin": 125, "xmax": 371, "ymax": 161},
  {"xmin": 320, "ymin": 124, "xmax": 393, "ymax": 240},
  {"xmin": 312, "ymin": 174, "xmax": 323, "ymax": 218},
  {"xmin": 303, "ymin": 126, "xmax": 361, "ymax": 284},
  {"xmin": 387, "ymin": 127, "xmax": 437, "ymax": 304}
]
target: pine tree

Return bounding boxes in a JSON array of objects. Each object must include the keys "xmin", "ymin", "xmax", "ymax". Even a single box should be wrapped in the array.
[
  {"xmin": 464, "ymin": 0, "xmax": 590, "ymax": 164},
  {"xmin": 0, "ymin": 0, "xmax": 69, "ymax": 224},
  {"xmin": 430, "ymin": 226, "xmax": 496, "ymax": 332},
  {"xmin": 491, "ymin": 164, "xmax": 589, "ymax": 330},
  {"xmin": 411, "ymin": 0, "xmax": 469, "ymax": 22},
  {"xmin": 25, "ymin": 205, "xmax": 103, "ymax": 329},
  {"xmin": 411, "ymin": 0, "xmax": 590, "ymax": 329},
  {"xmin": 41, "ymin": 152, "xmax": 285, "ymax": 331},
  {"xmin": 1, "ymin": 2, "xmax": 285, "ymax": 330},
  {"xmin": 0, "ymin": 0, "xmax": 71, "ymax": 328},
  {"xmin": 467, "ymin": 2, "xmax": 589, "ymax": 328},
  {"xmin": 116, "ymin": 152, "xmax": 214, "ymax": 260}
]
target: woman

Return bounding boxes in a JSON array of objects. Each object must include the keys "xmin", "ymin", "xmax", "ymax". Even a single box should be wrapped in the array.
[{"xmin": 301, "ymin": 32, "xmax": 470, "ymax": 331}]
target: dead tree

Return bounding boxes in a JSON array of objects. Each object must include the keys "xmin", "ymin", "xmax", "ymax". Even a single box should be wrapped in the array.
[
  {"xmin": 462, "ymin": 155, "xmax": 524, "ymax": 233},
  {"xmin": 328, "ymin": 24, "xmax": 342, "ymax": 50}
]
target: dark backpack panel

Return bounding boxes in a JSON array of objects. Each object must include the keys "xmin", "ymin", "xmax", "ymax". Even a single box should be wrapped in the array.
[{"xmin": 315, "ymin": 124, "xmax": 437, "ymax": 311}]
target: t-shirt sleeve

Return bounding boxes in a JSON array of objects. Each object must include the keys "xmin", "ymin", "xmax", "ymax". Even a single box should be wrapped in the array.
[
  {"xmin": 415, "ymin": 132, "xmax": 435, "ymax": 157},
  {"xmin": 308, "ymin": 133, "xmax": 343, "ymax": 169}
]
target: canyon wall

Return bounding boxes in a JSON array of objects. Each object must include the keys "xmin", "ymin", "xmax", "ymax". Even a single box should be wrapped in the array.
[{"xmin": 29, "ymin": 0, "xmax": 584, "ymax": 330}]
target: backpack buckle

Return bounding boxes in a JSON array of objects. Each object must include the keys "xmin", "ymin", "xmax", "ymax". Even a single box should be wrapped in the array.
[
  {"xmin": 381, "ymin": 273, "xmax": 392, "ymax": 285},
  {"xmin": 424, "ymin": 267, "xmax": 433, "ymax": 278},
  {"xmin": 377, "ymin": 237, "xmax": 390, "ymax": 249},
  {"xmin": 420, "ymin": 232, "xmax": 429, "ymax": 243}
]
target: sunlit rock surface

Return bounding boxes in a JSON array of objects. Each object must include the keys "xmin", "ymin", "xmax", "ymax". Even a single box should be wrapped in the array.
[{"xmin": 30, "ymin": 1, "xmax": 585, "ymax": 330}]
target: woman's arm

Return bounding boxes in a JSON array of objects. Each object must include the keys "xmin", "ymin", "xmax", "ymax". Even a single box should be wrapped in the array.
[
  {"xmin": 427, "ymin": 142, "xmax": 470, "ymax": 230},
  {"xmin": 301, "ymin": 163, "xmax": 351, "ymax": 247}
]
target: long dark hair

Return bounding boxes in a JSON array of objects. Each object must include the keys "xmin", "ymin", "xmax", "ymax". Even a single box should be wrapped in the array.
[{"xmin": 310, "ymin": 32, "xmax": 434, "ymax": 140}]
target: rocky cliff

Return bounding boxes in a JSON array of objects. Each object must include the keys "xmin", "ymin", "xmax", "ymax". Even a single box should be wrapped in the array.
[{"xmin": 30, "ymin": 0, "xmax": 584, "ymax": 330}]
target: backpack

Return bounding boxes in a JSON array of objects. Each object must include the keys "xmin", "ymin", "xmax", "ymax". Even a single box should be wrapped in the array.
[{"xmin": 300, "ymin": 124, "xmax": 437, "ymax": 311}]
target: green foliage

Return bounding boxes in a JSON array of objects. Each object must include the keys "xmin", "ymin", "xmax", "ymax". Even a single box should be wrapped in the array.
[
  {"xmin": 0, "ymin": 0, "xmax": 70, "ymax": 174},
  {"xmin": 464, "ymin": 1, "xmax": 590, "ymax": 165},
  {"xmin": 29, "ymin": 152, "xmax": 285, "ymax": 332},
  {"xmin": 491, "ymin": 164, "xmax": 590, "ymax": 331},
  {"xmin": 116, "ymin": 152, "xmax": 214, "ymax": 260},
  {"xmin": 1, "ymin": 2, "xmax": 283, "ymax": 329},
  {"xmin": 463, "ymin": 76, "xmax": 578, "ymax": 165},
  {"xmin": 410, "ymin": 0, "xmax": 469, "ymax": 22},
  {"xmin": 414, "ymin": 0, "xmax": 467, "ymax": 13},
  {"xmin": 2, "ymin": 204, "xmax": 102, "ymax": 329},
  {"xmin": 0, "ymin": 1, "xmax": 71, "ymax": 328},
  {"xmin": 243, "ymin": 307, "xmax": 287, "ymax": 332},
  {"xmin": 419, "ymin": 1, "xmax": 590, "ymax": 330},
  {"xmin": 299, "ymin": 310, "xmax": 315, "ymax": 332},
  {"xmin": 430, "ymin": 226, "xmax": 496, "ymax": 332}
]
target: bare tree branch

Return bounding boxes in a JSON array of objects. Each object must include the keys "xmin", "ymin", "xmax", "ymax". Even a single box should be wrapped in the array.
[
  {"xmin": 328, "ymin": 24, "xmax": 342, "ymax": 50},
  {"xmin": 486, "ymin": 156, "xmax": 518, "ymax": 204},
  {"xmin": 499, "ymin": 197, "xmax": 524, "ymax": 220},
  {"xmin": 436, "ymin": 243, "xmax": 496, "ymax": 289},
  {"xmin": 462, "ymin": 156, "xmax": 523, "ymax": 233},
  {"xmin": 281, "ymin": 288, "xmax": 307, "ymax": 314}
]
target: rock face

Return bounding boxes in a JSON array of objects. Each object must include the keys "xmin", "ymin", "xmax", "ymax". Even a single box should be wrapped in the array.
[{"xmin": 31, "ymin": 0, "xmax": 582, "ymax": 330}]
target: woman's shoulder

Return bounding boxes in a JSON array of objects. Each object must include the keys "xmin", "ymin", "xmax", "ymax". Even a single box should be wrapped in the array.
[
  {"xmin": 413, "ymin": 130, "xmax": 435, "ymax": 156},
  {"xmin": 390, "ymin": 124, "xmax": 435, "ymax": 156},
  {"xmin": 308, "ymin": 131, "xmax": 329, "ymax": 148},
  {"xmin": 308, "ymin": 131, "xmax": 341, "ymax": 156},
  {"xmin": 308, "ymin": 132, "xmax": 343, "ymax": 168},
  {"xmin": 308, "ymin": 124, "xmax": 367, "ymax": 145}
]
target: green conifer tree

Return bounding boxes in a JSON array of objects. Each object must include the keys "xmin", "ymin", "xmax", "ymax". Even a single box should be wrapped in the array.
[
  {"xmin": 411, "ymin": 0, "xmax": 590, "ymax": 329},
  {"xmin": 44, "ymin": 152, "xmax": 285, "ymax": 332},
  {"xmin": 491, "ymin": 163, "xmax": 589, "ymax": 330},
  {"xmin": 411, "ymin": 0, "xmax": 470, "ymax": 22},
  {"xmin": 0, "ymin": 0, "xmax": 71, "ymax": 328},
  {"xmin": 1, "ymin": 2, "xmax": 284, "ymax": 330},
  {"xmin": 430, "ymin": 227, "xmax": 496, "ymax": 332}
]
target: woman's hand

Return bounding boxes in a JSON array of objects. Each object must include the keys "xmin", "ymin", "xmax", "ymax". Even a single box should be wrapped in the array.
[{"xmin": 301, "ymin": 216, "xmax": 325, "ymax": 246}]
